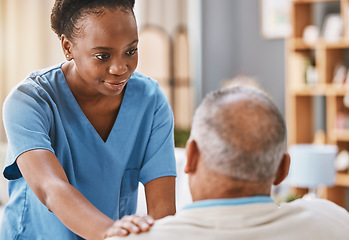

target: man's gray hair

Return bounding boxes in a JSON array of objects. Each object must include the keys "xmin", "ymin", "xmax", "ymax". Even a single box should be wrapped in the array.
[{"xmin": 190, "ymin": 86, "xmax": 286, "ymax": 182}]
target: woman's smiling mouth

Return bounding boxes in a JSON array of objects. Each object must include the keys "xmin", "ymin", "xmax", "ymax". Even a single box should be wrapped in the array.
[{"xmin": 103, "ymin": 80, "xmax": 127, "ymax": 90}]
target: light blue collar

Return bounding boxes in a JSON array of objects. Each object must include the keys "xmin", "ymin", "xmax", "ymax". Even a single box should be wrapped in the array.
[{"xmin": 183, "ymin": 196, "xmax": 274, "ymax": 210}]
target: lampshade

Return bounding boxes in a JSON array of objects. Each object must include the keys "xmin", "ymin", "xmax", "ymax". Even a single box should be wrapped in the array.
[{"xmin": 287, "ymin": 144, "xmax": 338, "ymax": 188}]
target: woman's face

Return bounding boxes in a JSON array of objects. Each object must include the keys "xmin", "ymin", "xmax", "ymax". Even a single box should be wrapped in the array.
[{"xmin": 67, "ymin": 8, "xmax": 138, "ymax": 97}]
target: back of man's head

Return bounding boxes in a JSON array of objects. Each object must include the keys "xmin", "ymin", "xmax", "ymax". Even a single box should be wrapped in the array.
[{"xmin": 190, "ymin": 85, "xmax": 286, "ymax": 183}]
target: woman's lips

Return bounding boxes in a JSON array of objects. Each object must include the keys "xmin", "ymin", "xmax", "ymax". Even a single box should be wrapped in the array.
[{"xmin": 104, "ymin": 80, "xmax": 127, "ymax": 90}]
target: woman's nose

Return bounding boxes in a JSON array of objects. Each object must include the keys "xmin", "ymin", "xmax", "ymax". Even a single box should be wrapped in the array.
[{"xmin": 108, "ymin": 61, "xmax": 127, "ymax": 75}]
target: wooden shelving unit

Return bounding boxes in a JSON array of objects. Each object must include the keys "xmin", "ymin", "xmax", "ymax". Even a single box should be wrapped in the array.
[
  {"xmin": 287, "ymin": 0, "xmax": 349, "ymax": 208},
  {"xmin": 336, "ymin": 172, "xmax": 349, "ymax": 186}
]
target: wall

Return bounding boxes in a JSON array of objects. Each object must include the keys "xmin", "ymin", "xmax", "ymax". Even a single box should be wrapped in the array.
[
  {"xmin": 201, "ymin": 0, "xmax": 286, "ymax": 116},
  {"xmin": 201, "ymin": 0, "xmax": 239, "ymax": 100}
]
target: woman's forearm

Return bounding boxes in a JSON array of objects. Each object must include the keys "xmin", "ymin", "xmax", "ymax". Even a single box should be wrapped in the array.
[
  {"xmin": 145, "ymin": 176, "xmax": 176, "ymax": 220},
  {"xmin": 45, "ymin": 180, "xmax": 114, "ymax": 240},
  {"xmin": 17, "ymin": 149, "xmax": 113, "ymax": 239}
]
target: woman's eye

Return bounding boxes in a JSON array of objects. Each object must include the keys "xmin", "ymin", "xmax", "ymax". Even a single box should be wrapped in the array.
[
  {"xmin": 127, "ymin": 48, "xmax": 138, "ymax": 56},
  {"xmin": 95, "ymin": 54, "xmax": 110, "ymax": 60}
]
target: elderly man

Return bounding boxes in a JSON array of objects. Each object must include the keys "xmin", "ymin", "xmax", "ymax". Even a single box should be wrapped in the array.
[{"xmin": 108, "ymin": 86, "xmax": 349, "ymax": 239}]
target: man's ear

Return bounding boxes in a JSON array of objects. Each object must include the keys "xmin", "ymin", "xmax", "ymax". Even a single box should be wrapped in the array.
[
  {"xmin": 61, "ymin": 34, "xmax": 73, "ymax": 61},
  {"xmin": 184, "ymin": 139, "xmax": 200, "ymax": 174},
  {"xmin": 273, "ymin": 153, "xmax": 290, "ymax": 186}
]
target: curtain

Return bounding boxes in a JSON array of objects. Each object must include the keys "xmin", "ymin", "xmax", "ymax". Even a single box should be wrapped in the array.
[
  {"xmin": 135, "ymin": 0, "xmax": 194, "ymax": 130},
  {"xmin": 0, "ymin": 0, "xmax": 64, "ymax": 141},
  {"xmin": 0, "ymin": 0, "xmax": 195, "ymax": 141}
]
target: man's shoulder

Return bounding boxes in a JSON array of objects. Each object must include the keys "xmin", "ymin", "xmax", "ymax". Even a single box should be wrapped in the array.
[
  {"xmin": 282, "ymin": 198, "xmax": 349, "ymax": 224},
  {"xmin": 286, "ymin": 197, "xmax": 347, "ymax": 213},
  {"xmin": 105, "ymin": 215, "xmax": 184, "ymax": 240}
]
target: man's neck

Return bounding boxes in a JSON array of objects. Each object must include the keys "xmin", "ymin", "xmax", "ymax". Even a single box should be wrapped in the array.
[{"xmin": 190, "ymin": 168, "xmax": 272, "ymax": 202}]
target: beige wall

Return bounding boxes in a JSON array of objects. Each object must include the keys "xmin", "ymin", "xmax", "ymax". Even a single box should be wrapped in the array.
[{"xmin": 0, "ymin": 0, "xmax": 64, "ymax": 142}]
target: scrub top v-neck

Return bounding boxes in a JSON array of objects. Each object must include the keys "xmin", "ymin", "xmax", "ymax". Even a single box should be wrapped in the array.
[
  {"xmin": 60, "ymin": 65, "xmax": 130, "ymax": 146},
  {"xmin": 1, "ymin": 63, "xmax": 176, "ymax": 239}
]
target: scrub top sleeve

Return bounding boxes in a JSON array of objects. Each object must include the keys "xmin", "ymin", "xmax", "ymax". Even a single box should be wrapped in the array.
[
  {"xmin": 139, "ymin": 89, "xmax": 177, "ymax": 185},
  {"xmin": 2, "ymin": 84, "xmax": 54, "ymax": 180}
]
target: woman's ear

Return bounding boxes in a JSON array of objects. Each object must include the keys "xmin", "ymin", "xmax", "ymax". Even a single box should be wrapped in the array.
[
  {"xmin": 273, "ymin": 153, "xmax": 290, "ymax": 186},
  {"xmin": 184, "ymin": 139, "xmax": 200, "ymax": 174},
  {"xmin": 61, "ymin": 34, "xmax": 73, "ymax": 61}
]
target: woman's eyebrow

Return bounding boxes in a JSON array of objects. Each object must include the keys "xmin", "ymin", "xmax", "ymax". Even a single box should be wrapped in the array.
[
  {"xmin": 91, "ymin": 40, "xmax": 139, "ymax": 51},
  {"xmin": 127, "ymin": 39, "xmax": 139, "ymax": 47},
  {"xmin": 91, "ymin": 46, "xmax": 113, "ymax": 50}
]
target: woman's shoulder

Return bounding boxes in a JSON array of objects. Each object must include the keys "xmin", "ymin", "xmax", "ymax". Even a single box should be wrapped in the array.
[
  {"xmin": 129, "ymin": 72, "xmax": 168, "ymax": 100},
  {"xmin": 130, "ymin": 72, "xmax": 159, "ymax": 89},
  {"xmin": 5, "ymin": 63, "xmax": 65, "ymax": 106},
  {"xmin": 10, "ymin": 63, "xmax": 63, "ymax": 93},
  {"xmin": 27, "ymin": 63, "xmax": 63, "ymax": 78},
  {"xmin": 127, "ymin": 72, "xmax": 171, "ymax": 112}
]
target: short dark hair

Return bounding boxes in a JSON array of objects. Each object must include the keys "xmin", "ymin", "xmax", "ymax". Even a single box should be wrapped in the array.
[{"xmin": 51, "ymin": 0, "xmax": 135, "ymax": 40}]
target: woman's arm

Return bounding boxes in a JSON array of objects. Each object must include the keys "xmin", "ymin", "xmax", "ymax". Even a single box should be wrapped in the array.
[
  {"xmin": 17, "ymin": 149, "xmax": 150, "ymax": 239},
  {"xmin": 144, "ymin": 176, "xmax": 176, "ymax": 219}
]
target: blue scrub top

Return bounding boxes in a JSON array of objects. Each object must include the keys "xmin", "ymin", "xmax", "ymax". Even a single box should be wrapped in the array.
[{"xmin": 1, "ymin": 64, "xmax": 177, "ymax": 239}]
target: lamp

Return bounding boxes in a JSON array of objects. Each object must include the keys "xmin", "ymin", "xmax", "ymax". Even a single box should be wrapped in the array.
[{"xmin": 287, "ymin": 144, "xmax": 338, "ymax": 199}]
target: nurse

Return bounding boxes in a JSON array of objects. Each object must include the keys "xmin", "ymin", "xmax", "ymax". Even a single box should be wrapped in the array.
[{"xmin": 0, "ymin": 0, "xmax": 176, "ymax": 239}]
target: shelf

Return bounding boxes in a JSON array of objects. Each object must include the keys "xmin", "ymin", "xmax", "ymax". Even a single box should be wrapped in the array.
[
  {"xmin": 290, "ymin": 84, "xmax": 349, "ymax": 96},
  {"xmin": 287, "ymin": 0, "xmax": 349, "ymax": 210},
  {"xmin": 336, "ymin": 172, "xmax": 349, "ymax": 187},
  {"xmin": 291, "ymin": 84, "xmax": 327, "ymax": 95},
  {"xmin": 294, "ymin": 0, "xmax": 339, "ymax": 3},
  {"xmin": 290, "ymin": 38, "xmax": 349, "ymax": 51},
  {"xmin": 332, "ymin": 129, "xmax": 349, "ymax": 141}
]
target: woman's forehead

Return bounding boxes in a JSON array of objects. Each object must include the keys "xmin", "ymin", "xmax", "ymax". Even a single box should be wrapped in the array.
[{"xmin": 75, "ymin": 8, "xmax": 137, "ymax": 45}]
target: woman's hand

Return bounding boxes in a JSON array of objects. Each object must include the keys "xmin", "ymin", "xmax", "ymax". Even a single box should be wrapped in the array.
[{"xmin": 104, "ymin": 215, "xmax": 154, "ymax": 238}]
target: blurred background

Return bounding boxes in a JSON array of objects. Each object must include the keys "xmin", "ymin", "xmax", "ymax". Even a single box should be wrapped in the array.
[
  {"xmin": 0, "ymin": 0, "xmax": 286, "ymax": 143},
  {"xmin": 0, "ymin": 0, "xmax": 349, "ymax": 214}
]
